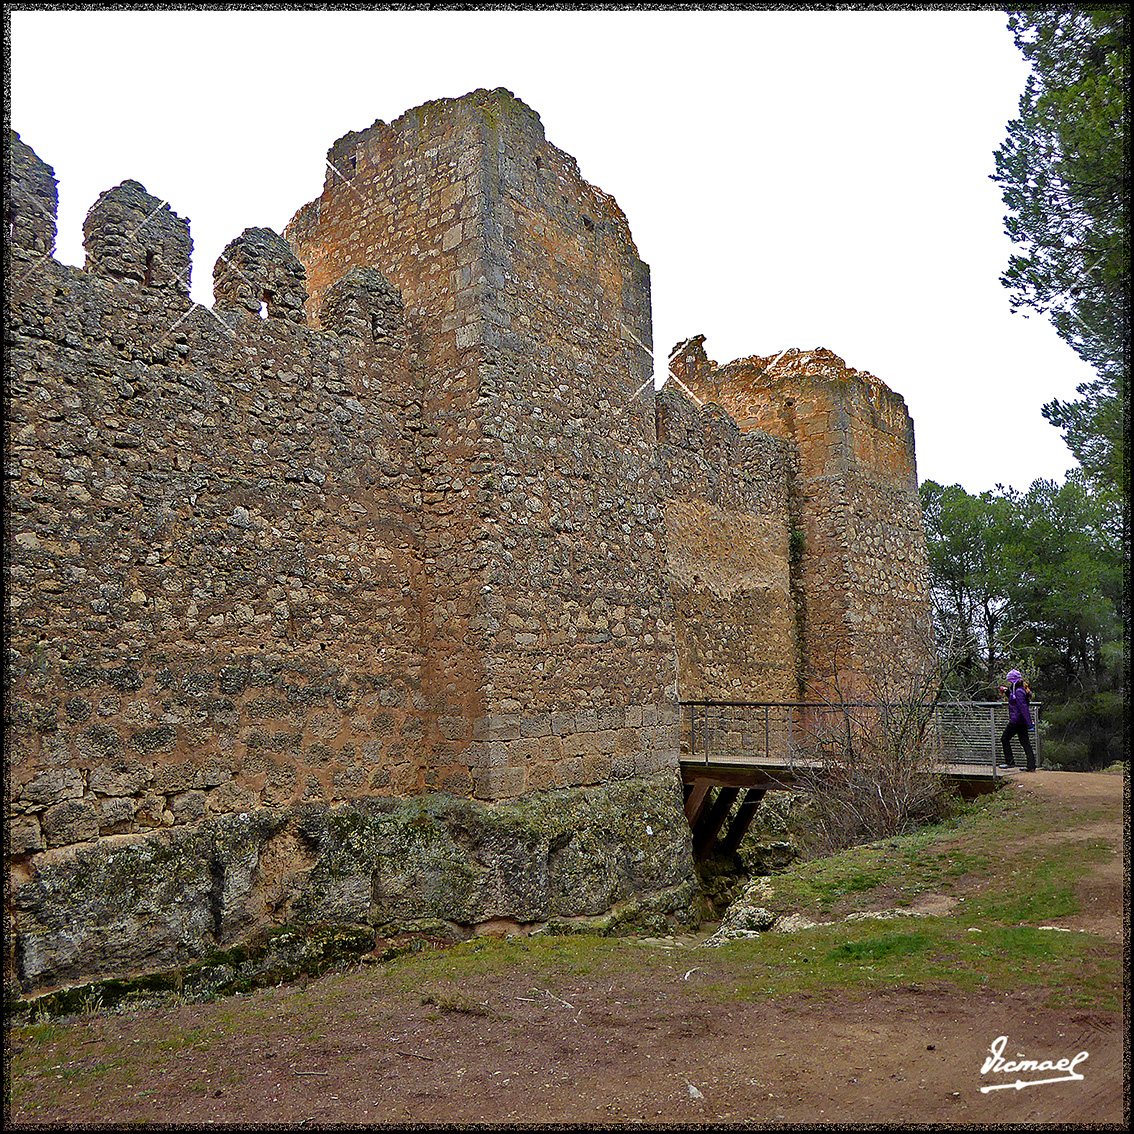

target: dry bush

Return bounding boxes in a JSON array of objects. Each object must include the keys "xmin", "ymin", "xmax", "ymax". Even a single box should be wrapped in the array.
[{"xmin": 795, "ymin": 645, "xmax": 961, "ymax": 855}]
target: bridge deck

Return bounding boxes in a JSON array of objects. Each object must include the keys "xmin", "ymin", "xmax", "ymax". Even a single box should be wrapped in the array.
[
  {"xmin": 679, "ymin": 755, "xmax": 1006, "ymax": 788},
  {"xmin": 679, "ymin": 756, "xmax": 1009, "ymax": 858}
]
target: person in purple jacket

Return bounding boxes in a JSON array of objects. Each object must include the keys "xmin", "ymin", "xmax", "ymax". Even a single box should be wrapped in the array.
[{"xmin": 999, "ymin": 669, "xmax": 1036, "ymax": 771}]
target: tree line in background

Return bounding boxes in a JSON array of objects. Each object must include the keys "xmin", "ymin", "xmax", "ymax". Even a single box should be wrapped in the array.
[
  {"xmin": 920, "ymin": 8, "xmax": 1127, "ymax": 770},
  {"xmin": 920, "ymin": 475, "xmax": 1124, "ymax": 769}
]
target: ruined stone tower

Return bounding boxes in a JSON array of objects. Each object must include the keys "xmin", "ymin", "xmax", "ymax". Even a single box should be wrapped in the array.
[
  {"xmin": 668, "ymin": 337, "xmax": 932, "ymax": 702},
  {"xmin": 4, "ymin": 92, "xmax": 931, "ymax": 1002}
]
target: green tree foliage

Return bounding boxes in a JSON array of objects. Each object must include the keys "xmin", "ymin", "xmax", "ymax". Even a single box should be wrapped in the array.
[
  {"xmin": 920, "ymin": 481, "xmax": 1018, "ymax": 690},
  {"xmin": 921, "ymin": 474, "xmax": 1124, "ymax": 768},
  {"xmin": 992, "ymin": 8, "xmax": 1129, "ymax": 510}
]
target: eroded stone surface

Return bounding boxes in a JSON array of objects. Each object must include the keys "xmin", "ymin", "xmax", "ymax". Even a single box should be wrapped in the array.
[{"xmin": 12, "ymin": 771, "xmax": 695, "ymax": 992}]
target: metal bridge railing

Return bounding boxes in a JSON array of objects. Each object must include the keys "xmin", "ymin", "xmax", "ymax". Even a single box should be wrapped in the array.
[{"xmin": 679, "ymin": 701, "xmax": 1042, "ymax": 777}]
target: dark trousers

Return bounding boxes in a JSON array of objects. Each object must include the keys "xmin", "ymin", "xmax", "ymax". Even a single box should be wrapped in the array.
[{"xmin": 1001, "ymin": 721, "xmax": 1036, "ymax": 770}]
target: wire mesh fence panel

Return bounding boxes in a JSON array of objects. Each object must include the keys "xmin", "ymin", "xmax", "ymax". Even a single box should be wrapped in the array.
[{"xmin": 679, "ymin": 701, "xmax": 1041, "ymax": 771}]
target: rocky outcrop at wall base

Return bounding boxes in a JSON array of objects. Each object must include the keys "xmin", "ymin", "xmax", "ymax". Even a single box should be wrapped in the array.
[{"xmin": 10, "ymin": 771, "xmax": 695, "ymax": 999}]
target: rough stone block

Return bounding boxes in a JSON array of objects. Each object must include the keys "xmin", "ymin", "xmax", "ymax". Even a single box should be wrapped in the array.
[
  {"xmin": 560, "ymin": 732, "xmax": 594, "ymax": 759},
  {"xmin": 333, "ymin": 768, "xmax": 366, "ymax": 797},
  {"xmin": 538, "ymin": 735, "xmax": 563, "ymax": 761},
  {"xmin": 520, "ymin": 713, "xmax": 551, "ymax": 738},
  {"xmin": 487, "ymin": 713, "xmax": 522, "ymax": 741},
  {"xmin": 597, "ymin": 710, "xmax": 623, "ymax": 731},
  {"xmin": 526, "ymin": 763, "xmax": 556, "ymax": 791},
  {"xmin": 41, "ymin": 799, "xmax": 99, "ymax": 846},
  {"xmin": 99, "ymin": 796, "xmax": 137, "ymax": 827},
  {"xmin": 506, "ymin": 738, "xmax": 539, "ymax": 766},
  {"xmin": 171, "ymin": 791, "xmax": 208, "ymax": 824},
  {"xmin": 7, "ymin": 814, "xmax": 43, "ymax": 854},
  {"xmin": 437, "ymin": 715, "xmax": 471, "ymax": 741},
  {"xmin": 153, "ymin": 762, "xmax": 195, "ymax": 794},
  {"xmin": 473, "ymin": 765, "xmax": 526, "ymax": 801},
  {"xmin": 576, "ymin": 709, "xmax": 599, "ymax": 733},
  {"xmin": 555, "ymin": 758, "xmax": 585, "ymax": 788},
  {"xmin": 21, "ymin": 768, "xmax": 84, "ymax": 809},
  {"xmin": 615, "ymin": 727, "xmax": 641, "ymax": 753},
  {"xmin": 486, "ymin": 741, "xmax": 514, "ymax": 768},
  {"xmin": 611, "ymin": 753, "xmax": 636, "ymax": 780},
  {"xmin": 581, "ymin": 755, "xmax": 611, "ymax": 785},
  {"xmin": 463, "ymin": 742, "xmax": 488, "ymax": 769},
  {"xmin": 207, "ymin": 781, "xmax": 260, "ymax": 813},
  {"xmin": 89, "ymin": 761, "xmax": 152, "ymax": 797},
  {"xmin": 439, "ymin": 770, "xmax": 472, "ymax": 796},
  {"xmin": 591, "ymin": 730, "xmax": 618, "ymax": 755}
]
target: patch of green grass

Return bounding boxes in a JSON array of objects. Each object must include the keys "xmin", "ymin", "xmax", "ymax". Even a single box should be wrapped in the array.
[
  {"xmin": 826, "ymin": 930, "xmax": 934, "ymax": 962},
  {"xmin": 764, "ymin": 783, "xmax": 1115, "ymax": 927},
  {"xmin": 764, "ymin": 843, "xmax": 890, "ymax": 912},
  {"xmin": 21, "ymin": 1022, "xmax": 64, "ymax": 1046},
  {"xmin": 696, "ymin": 916, "xmax": 1118, "ymax": 1010},
  {"xmin": 154, "ymin": 1026, "xmax": 212, "ymax": 1054},
  {"xmin": 961, "ymin": 838, "xmax": 1111, "ymax": 925},
  {"xmin": 376, "ymin": 932, "xmax": 665, "ymax": 998}
]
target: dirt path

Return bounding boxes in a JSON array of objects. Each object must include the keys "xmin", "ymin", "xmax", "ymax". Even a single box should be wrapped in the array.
[
  {"xmin": 1002, "ymin": 769, "xmax": 1126, "ymax": 946},
  {"xmin": 6, "ymin": 769, "xmax": 1126, "ymax": 1127}
]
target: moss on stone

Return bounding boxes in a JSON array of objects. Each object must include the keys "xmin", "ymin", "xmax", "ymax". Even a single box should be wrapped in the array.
[
  {"xmin": 9, "ymin": 922, "xmax": 379, "ymax": 1022},
  {"xmin": 13, "ymin": 773, "xmax": 697, "ymax": 998}
]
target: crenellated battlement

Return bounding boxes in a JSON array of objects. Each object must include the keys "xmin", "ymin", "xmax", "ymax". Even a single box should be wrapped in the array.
[{"xmin": 8, "ymin": 132, "xmax": 58, "ymax": 257}]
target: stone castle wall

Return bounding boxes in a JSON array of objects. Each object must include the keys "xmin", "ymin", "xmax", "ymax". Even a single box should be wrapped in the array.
[
  {"xmin": 7, "ymin": 150, "xmax": 428, "ymax": 861},
  {"xmin": 655, "ymin": 388, "xmax": 799, "ymax": 704},
  {"xmin": 4, "ymin": 92, "xmax": 931, "ymax": 1000},
  {"xmin": 669, "ymin": 337, "xmax": 932, "ymax": 700}
]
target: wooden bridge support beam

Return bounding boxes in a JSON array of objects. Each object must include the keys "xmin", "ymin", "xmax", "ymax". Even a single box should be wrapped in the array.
[
  {"xmin": 684, "ymin": 782, "xmax": 712, "ymax": 827},
  {"xmin": 719, "ymin": 787, "xmax": 767, "ymax": 855},
  {"xmin": 693, "ymin": 786, "xmax": 739, "ymax": 859}
]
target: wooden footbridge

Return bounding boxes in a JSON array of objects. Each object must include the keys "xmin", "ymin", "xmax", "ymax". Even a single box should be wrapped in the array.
[{"xmin": 679, "ymin": 700, "xmax": 1040, "ymax": 859}]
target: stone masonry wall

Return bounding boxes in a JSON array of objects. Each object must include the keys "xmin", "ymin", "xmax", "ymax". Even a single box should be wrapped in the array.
[
  {"xmin": 7, "ymin": 183, "xmax": 426, "ymax": 860},
  {"xmin": 5, "ymin": 105, "xmax": 696, "ymax": 998},
  {"xmin": 668, "ymin": 337, "xmax": 933, "ymax": 700},
  {"xmin": 655, "ymin": 387, "xmax": 799, "ymax": 705},
  {"xmin": 286, "ymin": 90, "xmax": 678, "ymax": 801},
  {"xmin": 286, "ymin": 95, "xmax": 493, "ymax": 793}
]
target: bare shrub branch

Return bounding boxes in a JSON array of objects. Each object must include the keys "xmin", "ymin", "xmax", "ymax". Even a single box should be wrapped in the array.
[{"xmin": 795, "ymin": 633, "xmax": 966, "ymax": 855}]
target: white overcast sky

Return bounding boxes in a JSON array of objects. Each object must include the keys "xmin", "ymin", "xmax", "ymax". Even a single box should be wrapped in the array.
[{"xmin": 9, "ymin": 7, "xmax": 1099, "ymax": 495}]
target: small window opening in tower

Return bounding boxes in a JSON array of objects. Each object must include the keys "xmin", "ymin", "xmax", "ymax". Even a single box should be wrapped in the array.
[
  {"xmin": 144, "ymin": 250, "xmax": 155, "ymax": 287},
  {"xmin": 582, "ymin": 215, "xmax": 594, "ymax": 232},
  {"xmin": 260, "ymin": 290, "xmax": 273, "ymax": 319},
  {"xmin": 8, "ymin": 205, "xmax": 16, "ymax": 242},
  {"xmin": 371, "ymin": 311, "xmax": 384, "ymax": 341}
]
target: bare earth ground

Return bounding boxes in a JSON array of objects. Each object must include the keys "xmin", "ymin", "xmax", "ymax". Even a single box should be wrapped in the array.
[{"xmin": 4, "ymin": 769, "xmax": 1127, "ymax": 1127}]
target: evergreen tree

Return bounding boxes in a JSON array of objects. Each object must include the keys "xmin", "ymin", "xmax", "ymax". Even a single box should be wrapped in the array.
[{"xmin": 992, "ymin": 7, "xmax": 1129, "ymax": 513}]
